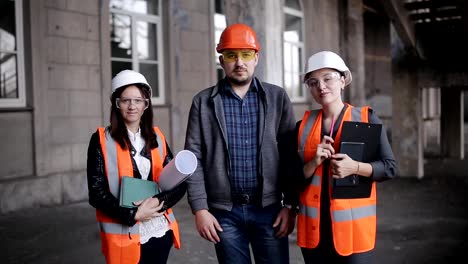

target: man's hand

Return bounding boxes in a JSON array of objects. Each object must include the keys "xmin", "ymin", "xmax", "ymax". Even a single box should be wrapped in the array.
[
  {"xmin": 273, "ymin": 207, "xmax": 296, "ymax": 238},
  {"xmin": 195, "ymin": 209, "xmax": 223, "ymax": 243}
]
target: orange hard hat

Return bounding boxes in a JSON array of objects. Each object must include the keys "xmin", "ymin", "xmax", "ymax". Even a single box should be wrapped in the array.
[{"xmin": 216, "ymin": 23, "xmax": 260, "ymax": 53}]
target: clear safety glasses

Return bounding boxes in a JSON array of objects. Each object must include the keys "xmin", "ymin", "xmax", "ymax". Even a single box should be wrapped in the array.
[
  {"xmin": 304, "ymin": 72, "xmax": 343, "ymax": 89},
  {"xmin": 116, "ymin": 98, "xmax": 149, "ymax": 109},
  {"xmin": 222, "ymin": 50, "xmax": 256, "ymax": 63}
]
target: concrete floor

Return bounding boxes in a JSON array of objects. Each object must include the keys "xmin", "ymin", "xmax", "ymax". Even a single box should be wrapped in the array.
[{"xmin": 1, "ymin": 160, "xmax": 467, "ymax": 263}]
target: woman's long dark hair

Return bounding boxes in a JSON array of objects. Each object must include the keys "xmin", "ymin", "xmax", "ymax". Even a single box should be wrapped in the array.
[{"xmin": 109, "ymin": 84, "xmax": 158, "ymax": 152}]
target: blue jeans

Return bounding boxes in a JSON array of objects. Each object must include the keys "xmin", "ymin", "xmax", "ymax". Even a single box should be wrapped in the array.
[{"xmin": 210, "ymin": 202, "xmax": 289, "ymax": 264}]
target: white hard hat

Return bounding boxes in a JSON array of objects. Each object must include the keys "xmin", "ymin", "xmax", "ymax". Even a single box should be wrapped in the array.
[
  {"xmin": 303, "ymin": 51, "xmax": 352, "ymax": 86},
  {"xmin": 111, "ymin": 70, "xmax": 152, "ymax": 96}
]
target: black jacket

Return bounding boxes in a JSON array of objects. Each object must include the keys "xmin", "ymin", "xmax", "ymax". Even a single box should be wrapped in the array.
[{"xmin": 87, "ymin": 130, "xmax": 187, "ymax": 226}]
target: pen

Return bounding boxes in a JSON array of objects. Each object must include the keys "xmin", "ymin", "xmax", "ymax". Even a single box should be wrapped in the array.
[
  {"xmin": 327, "ymin": 117, "xmax": 335, "ymax": 144},
  {"xmin": 329, "ymin": 117, "xmax": 335, "ymax": 139}
]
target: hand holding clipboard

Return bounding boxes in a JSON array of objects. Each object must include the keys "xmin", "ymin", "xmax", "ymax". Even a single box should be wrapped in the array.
[
  {"xmin": 332, "ymin": 121, "xmax": 382, "ymax": 199},
  {"xmin": 331, "ymin": 142, "xmax": 364, "ymax": 186}
]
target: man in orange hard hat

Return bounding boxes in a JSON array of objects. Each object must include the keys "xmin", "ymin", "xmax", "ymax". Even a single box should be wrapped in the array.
[{"xmin": 184, "ymin": 23, "xmax": 298, "ymax": 264}]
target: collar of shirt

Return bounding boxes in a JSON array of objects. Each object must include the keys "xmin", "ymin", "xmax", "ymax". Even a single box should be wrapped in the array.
[
  {"xmin": 127, "ymin": 127, "xmax": 141, "ymax": 141},
  {"xmin": 221, "ymin": 77, "xmax": 258, "ymax": 98},
  {"xmin": 127, "ymin": 127, "xmax": 151, "ymax": 180},
  {"xmin": 127, "ymin": 128, "xmax": 141, "ymax": 142},
  {"xmin": 127, "ymin": 127, "xmax": 144, "ymax": 156}
]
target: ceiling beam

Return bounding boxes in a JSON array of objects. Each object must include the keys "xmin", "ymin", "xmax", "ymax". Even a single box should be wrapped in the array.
[
  {"xmin": 404, "ymin": 0, "xmax": 459, "ymax": 11},
  {"xmin": 378, "ymin": 0, "xmax": 424, "ymax": 58},
  {"xmin": 409, "ymin": 8, "xmax": 462, "ymax": 21}
]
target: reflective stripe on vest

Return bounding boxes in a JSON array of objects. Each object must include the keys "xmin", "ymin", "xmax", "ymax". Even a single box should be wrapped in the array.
[
  {"xmin": 300, "ymin": 204, "xmax": 319, "ymax": 219},
  {"xmin": 309, "ymin": 174, "xmax": 321, "ymax": 186},
  {"xmin": 298, "ymin": 110, "xmax": 319, "ymax": 163},
  {"xmin": 296, "ymin": 104, "xmax": 377, "ymax": 255},
  {"xmin": 103, "ymin": 130, "xmax": 119, "ymax": 197},
  {"xmin": 100, "ymin": 222, "xmax": 139, "ymax": 235},
  {"xmin": 332, "ymin": 204, "xmax": 376, "ymax": 222},
  {"xmin": 167, "ymin": 211, "xmax": 176, "ymax": 222}
]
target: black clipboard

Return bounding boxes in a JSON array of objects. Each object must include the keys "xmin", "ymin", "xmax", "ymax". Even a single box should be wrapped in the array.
[
  {"xmin": 334, "ymin": 142, "xmax": 364, "ymax": 187},
  {"xmin": 332, "ymin": 121, "xmax": 382, "ymax": 199}
]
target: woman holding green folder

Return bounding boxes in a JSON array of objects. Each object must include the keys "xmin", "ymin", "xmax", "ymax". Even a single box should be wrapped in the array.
[
  {"xmin": 86, "ymin": 70, "xmax": 186, "ymax": 264},
  {"xmin": 293, "ymin": 51, "xmax": 397, "ymax": 264}
]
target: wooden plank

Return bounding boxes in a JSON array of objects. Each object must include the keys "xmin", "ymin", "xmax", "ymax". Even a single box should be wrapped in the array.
[{"xmin": 378, "ymin": 0, "xmax": 424, "ymax": 58}]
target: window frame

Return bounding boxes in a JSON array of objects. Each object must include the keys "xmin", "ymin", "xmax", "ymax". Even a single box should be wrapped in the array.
[
  {"xmin": 213, "ymin": 1, "xmax": 226, "ymax": 81},
  {"xmin": 110, "ymin": 1, "xmax": 165, "ymax": 105},
  {"xmin": 283, "ymin": 1, "xmax": 306, "ymax": 103},
  {"xmin": 0, "ymin": 0, "xmax": 26, "ymax": 108}
]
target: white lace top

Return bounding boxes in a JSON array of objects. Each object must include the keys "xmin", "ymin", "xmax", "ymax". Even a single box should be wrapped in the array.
[{"xmin": 127, "ymin": 128, "xmax": 170, "ymax": 244}]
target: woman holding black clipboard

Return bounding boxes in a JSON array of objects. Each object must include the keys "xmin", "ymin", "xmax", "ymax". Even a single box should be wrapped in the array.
[{"xmin": 293, "ymin": 51, "xmax": 397, "ymax": 264}]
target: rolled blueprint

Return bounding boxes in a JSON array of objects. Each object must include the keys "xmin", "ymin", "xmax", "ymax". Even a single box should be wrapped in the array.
[{"xmin": 158, "ymin": 150, "xmax": 197, "ymax": 191}]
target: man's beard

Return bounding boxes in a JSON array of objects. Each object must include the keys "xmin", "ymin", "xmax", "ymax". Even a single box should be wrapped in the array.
[{"xmin": 226, "ymin": 72, "xmax": 253, "ymax": 86}]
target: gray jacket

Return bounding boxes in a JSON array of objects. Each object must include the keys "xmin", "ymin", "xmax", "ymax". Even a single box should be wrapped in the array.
[{"xmin": 184, "ymin": 78, "xmax": 296, "ymax": 212}]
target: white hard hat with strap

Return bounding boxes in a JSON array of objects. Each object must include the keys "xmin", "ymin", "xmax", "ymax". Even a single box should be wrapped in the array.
[
  {"xmin": 111, "ymin": 70, "xmax": 152, "ymax": 96},
  {"xmin": 303, "ymin": 51, "xmax": 352, "ymax": 86}
]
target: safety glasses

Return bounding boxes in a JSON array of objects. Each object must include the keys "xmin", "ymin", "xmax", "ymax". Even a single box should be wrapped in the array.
[
  {"xmin": 222, "ymin": 50, "xmax": 256, "ymax": 63},
  {"xmin": 116, "ymin": 97, "xmax": 149, "ymax": 109},
  {"xmin": 304, "ymin": 72, "xmax": 342, "ymax": 89}
]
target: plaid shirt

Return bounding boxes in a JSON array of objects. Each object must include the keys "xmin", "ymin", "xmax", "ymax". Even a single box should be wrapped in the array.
[{"xmin": 221, "ymin": 79, "xmax": 259, "ymax": 196}]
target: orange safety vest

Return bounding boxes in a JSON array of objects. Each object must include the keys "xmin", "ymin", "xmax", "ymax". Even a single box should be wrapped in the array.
[
  {"xmin": 96, "ymin": 127, "xmax": 181, "ymax": 264},
  {"xmin": 296, "ymin": 104, "xmax": 377, "ymax": 256}
]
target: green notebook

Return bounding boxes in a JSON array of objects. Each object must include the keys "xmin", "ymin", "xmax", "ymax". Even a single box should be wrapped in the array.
[{"xmin": 119, "ymin": 176, "xmax": 159, "ymax": 208}]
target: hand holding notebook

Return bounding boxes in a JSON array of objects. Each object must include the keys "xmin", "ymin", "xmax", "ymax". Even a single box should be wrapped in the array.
[{"xmin": 119, "ymin": 176, "xmax": 159, "ymax": 208}]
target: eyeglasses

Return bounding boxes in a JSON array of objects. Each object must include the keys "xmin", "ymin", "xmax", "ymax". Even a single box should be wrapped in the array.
[
  {"xmin": 222, "ymin": 50, "xmax": 256, "ymax": 63},
  {"xmin": 304, "ymin": 72, "xmax": 342, "ymax": 89},
  {"xmin": 116, "ymin": 97, "xmax": 149, "ymax": 109}
]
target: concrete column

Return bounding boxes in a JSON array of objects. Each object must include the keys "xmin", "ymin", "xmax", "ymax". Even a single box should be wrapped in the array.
[
  {"xmin": 100, "ymin": 0, "xmax": 111, "ymax": 125},
  {"xmin": 263, "ymin": 0, "xmax": 283, "ymax": 86},
  {"xmin": 224, "ymin": 0, "xmax": 283, "ymax": 84},
  {"xmin": 168, "ymin": 0, "xmax": 213, "ymax": 151},
  {"xmin": 344, "ymin": 0, "xmax": 366, "ymax": 106},
  {"xmin": 30, "ymin": 0, "xmax": 50, "ymax": 176},
  {"xmin": 440, "ymin": 88, "xmax": 465, "ymax": 159},
  {"xmin": 391, "ymin": 27, "xmax": 423, "ymax": 178}
]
